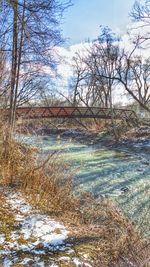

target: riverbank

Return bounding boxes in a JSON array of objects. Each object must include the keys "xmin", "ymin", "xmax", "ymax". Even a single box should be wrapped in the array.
[
  {"xmin": 16, "ymin": 117, "xmax": 150, "ymax": 148},
  {"xmin": 0, "ymin": 187, "xmax": 93, "ymax": 267},
  {"xmin": 20, "ymin": 125, "xmax": 150, "ymax": 152},
  {"xmin": 18, "ymin": 127, "xmax": 150, "ymax": 222},
  {"xmin": 1, "ymin": 186, "xmax": 149, "ymax": 267},
  {"xmin": 0, "ymin": 124, "xmax": 150, "ymax": 266}
]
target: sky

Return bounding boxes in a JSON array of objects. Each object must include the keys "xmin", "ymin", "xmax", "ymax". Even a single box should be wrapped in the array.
[
  {"xmin": 55, "ymin": 0, "xmax": 149, "ymax": 105},
  {"xmin": 62, "ymin": 0, "xmax": 135, "ymax": 45}
]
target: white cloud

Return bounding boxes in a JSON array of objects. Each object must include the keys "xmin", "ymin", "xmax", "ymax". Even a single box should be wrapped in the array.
[{"xmin": 54, "ymin": 20, "xmax": 150, "ymax": 104}]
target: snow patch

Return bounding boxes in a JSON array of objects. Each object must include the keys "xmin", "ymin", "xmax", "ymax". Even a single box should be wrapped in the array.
[
  {"xmin": 0, "ymin": 191, "xmax": 92, "ymax": 266},
  {"xmin": 2, "ymin": 192, "xmax": 69, "ymax": 254}
]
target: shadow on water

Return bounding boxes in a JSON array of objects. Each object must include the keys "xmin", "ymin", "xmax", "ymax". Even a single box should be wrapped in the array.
[{"xmin": 19, "ymin": 134, "xmax": 150, "ymax": 223}]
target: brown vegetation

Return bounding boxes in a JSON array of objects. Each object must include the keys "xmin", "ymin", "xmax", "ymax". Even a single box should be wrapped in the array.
[
  {"xmin": 0, "ymin": 123, "xmax": 149, "ymax": 266},
  {"xmin": 0, "ymin": 194, "xmax": 15, "ymax": 244}
]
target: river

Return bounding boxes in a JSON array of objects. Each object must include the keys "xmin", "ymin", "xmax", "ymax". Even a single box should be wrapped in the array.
[
  {"xmin": 1, "ymin": 132, "xmax": 149, "ymax": 266},
  {"xmin": 20, "ymin": 132, "xmax": 150, "ymax": 228}
]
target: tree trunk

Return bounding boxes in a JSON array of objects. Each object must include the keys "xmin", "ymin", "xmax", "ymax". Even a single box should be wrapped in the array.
[
  {"xmin": 9, "ymin": 0, "xmax": 18, "ymax": 130},
  {"xmin": 13, "ymin": 0, "xmax": 25, "ymax": 129}
]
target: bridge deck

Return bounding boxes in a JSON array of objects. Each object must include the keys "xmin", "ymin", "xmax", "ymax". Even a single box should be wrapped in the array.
[{"xmin": 0, "ymin": 106, "xmax": 137, "ymax": 120}]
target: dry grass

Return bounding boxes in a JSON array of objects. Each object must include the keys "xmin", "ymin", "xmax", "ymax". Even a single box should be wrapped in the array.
[
  {"xmin": 0, "ymin": 122, "xmax": 149, "ymax": 267},
  {"xmin": 0, "ymin": 193, "xmax": 15, "ymax": 243},
  {"xmin": 71, "ymin": 199, "xmax": 150, "ymax": 266},
  {"xmin": 0, "ymin": 123, "xmax": 78, "ymax": 214}
]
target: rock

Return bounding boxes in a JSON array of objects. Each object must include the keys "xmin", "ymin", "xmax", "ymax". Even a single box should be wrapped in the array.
[
  {"xmin": 120, "ymin": 187, "xmax": 129, "ymax": 193},
  {"xmin": 21, "ymin": 258, "xmax": 34, "ymax": 265},
  {"xmin": 142, "ymin": 161, "xmax": 149, "ymax": 165}
]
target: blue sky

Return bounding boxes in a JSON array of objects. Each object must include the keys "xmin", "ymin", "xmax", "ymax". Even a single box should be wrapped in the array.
[{"xmin": 62, "ymin": 0, "xmax": 135, "ymax": 45}]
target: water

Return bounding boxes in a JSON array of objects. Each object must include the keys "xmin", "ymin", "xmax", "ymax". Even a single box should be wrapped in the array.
[
  {"xmin": 19, "ymin": 134, "xmax": 150, "ymax": 226},
  {"xmin": 1, "ymin": 133, "xmax": 149, "ymax": 266}
]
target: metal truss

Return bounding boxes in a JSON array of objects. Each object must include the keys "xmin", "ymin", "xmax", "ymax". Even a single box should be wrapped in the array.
[{"xmin": 0, "ymin": 106, "xmax": 138, "ymax": 121}]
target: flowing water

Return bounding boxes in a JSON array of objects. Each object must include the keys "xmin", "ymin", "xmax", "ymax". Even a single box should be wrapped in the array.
[{"xmin": 20, "ymin": 133, "xmax": 150, "ymax": 226}]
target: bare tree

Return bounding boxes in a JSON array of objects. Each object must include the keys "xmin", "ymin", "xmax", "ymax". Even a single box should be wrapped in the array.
[
  {"xmin": 69, "ymin": 28, "xmax": 121, "ymax": 139},
  {"xmin": 126, "ymin": 56, "xmax": 150, "ymax": 106},
  {"xmin": 0, "ymin": 45, "xmax": 10, "ymax": 108},
  {"xmin": 69, "ymin": 53, "xmax": 89, "ymax": 106},
  {"xmin": 84, "ymin": 28, "xmax": 120, "ymax": 108},
  {"xmin": 0, "ymin": 0, "xmax": 71, "ymax": 129},
  {"xmin": 70, "ymin": 27, "xmax": 120, "ymax": 109},
  {"xmin": 130, "ymin": 0, "xmax": 150, "ymax": 46},
  {"xmin": 131, "ymin": 0, "xmax": 150, "ymax": 26},
  {"xmin": 16, "ymin": 73, "xmax": 50, "ymax": 106},
  {"xmin": 88, "ymin": 34, "xmax": 150, "ymax": 112},
  {"xmin": 113, "ymin": 43, "xmax": 150, "ymax": 112}
]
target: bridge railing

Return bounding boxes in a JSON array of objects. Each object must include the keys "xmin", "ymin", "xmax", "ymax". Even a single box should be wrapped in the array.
[{"xmin": 0, "ymin": 106, "xmax": 138, "ymax": 121}]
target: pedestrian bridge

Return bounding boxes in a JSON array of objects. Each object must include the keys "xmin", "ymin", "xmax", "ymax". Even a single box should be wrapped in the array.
[{"xmin": 1, "ymin": 106, "xmax": 138, "ymax": 121}]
